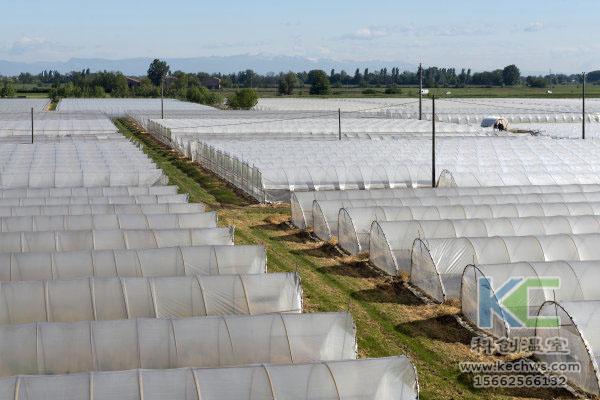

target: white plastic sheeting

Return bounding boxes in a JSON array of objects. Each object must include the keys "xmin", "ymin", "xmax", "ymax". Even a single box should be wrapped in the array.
[
  {"xmin": 56, "ymin": 98, "xmax": 213, "ymax": 118},
  {"xmin": 0, "ymin": 99, "xmax": 50, "ymax": 112},
  {"xmin": 0, "ymin": 272, "xmax": 302, "ymax": 325},
  {"xmin": 0, "ymin": 185, "xmax": 178, "ymax": 198},
  {"xmin": 0, "ymin": 312, "xmax": 355, "ymax": 377},
  {"xmin": 0, "ymin": 119, "xmax": 118, "ymax": 137},
  {"xmin": 291, "ymin": 184, "xmax": 600, "ymax": 229},
  {"xmin": 511, "ymin": 122, "xmax": 600, "ymax": 139},
  {"xmin": 0, "ymin": 212, "xmax": 217, "ymax": 232},
  {"xmin": 255, "ymin": 97, "xmax": 600, "ymax": 124},
  {"xmin": 411, "ymin": 233, "xmax": 600, "ymax": 302},
  {"xmin": 0, "ymin": 194, "xmax": 188, "ymax": 206},
  {"xmin": 0, "ymin": 227, "xmax": 234, "ymax": 253},
  {"xmin": 461, "ymin": 261, "xmax": 600, "ymax": 338},
  {"xmin": 536, "ymin": 300, "xmax": 600, "ymax": 396},
  {"xmin": 313, "ymin": 191, "xmax": 600, "ymax": 242},
  {"xmin": 371, "ymin": 214, "xmax": 600, "ymax": 276},
  {"xmin": 0, "ymin": 141, "xmax": 165, "ymax": 187},
  {"xmin": 342, "ymin": 201, "xmax": 600, "ymax": 255},
  {"xmin": 0, "ymin": 245, "xmax": 266, "ymax": 281},
  {"xmin": 194, "ymin": 136, "xmax": 600, "ymax": 202},
  {"xmin": 0, "ymin": 203, "xmax": 205, "ymax": 217},
  {"xmin": 0, "ymin": 356, "xmax": 419, "ymax": 400}
]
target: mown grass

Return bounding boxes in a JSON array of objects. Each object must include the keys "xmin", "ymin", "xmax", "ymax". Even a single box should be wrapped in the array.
[{"xmin": 115, "ymin": 118, "xmax": 577, "ymax": 400}]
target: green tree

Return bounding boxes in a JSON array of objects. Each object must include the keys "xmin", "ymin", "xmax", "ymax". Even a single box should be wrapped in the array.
[
  {"xmin": 147, "ymin": 59, "xmax": 170, "ymax": 86},
  {"xmin": 0, "ymin": 82, "xmax": 15, "ymax": 98},
  {"xmin": 502, "ymin": 64, "xmax": 521, "ymax": 86},
  {"xmin": 278, "ymin": 72, "xmax": 299, "ymax": 95},
  {"xmin": 227, "ymin": 88, "xmax": 258, "ymax": 109},
  {"xmin": 308, "ymin": 70, "xmax": 330, "ymax": 95}
]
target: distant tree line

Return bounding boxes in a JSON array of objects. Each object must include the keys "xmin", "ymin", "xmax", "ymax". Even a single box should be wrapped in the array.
[{"xmin": 1, "ymin": 60, "xmax": 598, "ymax": 101}]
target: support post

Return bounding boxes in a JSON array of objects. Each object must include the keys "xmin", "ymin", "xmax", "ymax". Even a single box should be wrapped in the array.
[
  {"xmin": 419, "ymin": 63, "xmax": 423, "ymax": 120},
  {"xmin": 338, "ymin": 108, "xmax": 341, "ymax": 140},
  {"xmin": 31, "ymin": 107, "xmax": 34, "ymax": 144},
  {"xmin": 161, "ymin": 79, "xmax": 164, "ymax": 119},
  {"xmin": 432, "ymin": 95, "xmax": 436, "ymax": 188},
  {"xmin": 582, "ymin": 72, "xmax": 586, "ymax": 140}
]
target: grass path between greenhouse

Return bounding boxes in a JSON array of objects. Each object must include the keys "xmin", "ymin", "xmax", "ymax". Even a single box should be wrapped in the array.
[{"xmin": 115, "ymin": 118, "xmax": 577, "ymax": 400}]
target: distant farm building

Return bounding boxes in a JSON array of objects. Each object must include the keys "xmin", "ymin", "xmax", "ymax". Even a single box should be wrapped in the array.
[
  {"xmin": 126, "ymin": 77, "xmax": 142, "ymax": 88},
  {"xmin": 202, "ymin": 77, "xmax": 221, "ymax": 90}
]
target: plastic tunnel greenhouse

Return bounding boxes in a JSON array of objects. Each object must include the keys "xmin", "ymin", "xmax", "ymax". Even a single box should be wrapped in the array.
[
  {"xmin": 0, "ymin": 185, "xmax": 178, "ymax": 198},
  {"xmin": 0, "ymin": 272, "xmax": 302, "ymax": 325},
  {"xmin": 291, "ymin": 184, "xmax": 600, "ymax": 229},
  {"xmin": 0, "ymin": 357, "xmax": 418, "ymax": 400},
  {"xmin": 536, "ymin": 300, "xmax": 600, "ymax": 396},
  {"xmin": 370, "ymin": 214, "xmax": 600, "ymax": 276},
  {"xmin": 411, "ymin": 233, "xmax": 600, "ymax": 303},
  {"xmin": 0, "ymin": 227, "xmax": 234, "ymax": 253},
  {"xmin": 0, "ymin": 312, "xmax": 356, "ymax": 377},
  {"xmin": 312, "ymin": 191, "xmax": 600, "ymax": 242},
  {"xmin": 342, "ymin": 201, "xmax": 600, "ymax": 255},
  {"xmin": 0, "ymin": 203, "xmax": 205, "ymax": 217},
  {"xmin": 461, "ymin": 261, "xmax": 600, "ymax": 338},
  {"xmin": 0, "ymin": 212, "xmax": 217, "ymax": 232},
  {"xmin": 0, "ymin": 194, "xmax": 188, "ymax": 206},
  {"xmin": 0, "ymin": 245, "xmax": 267, "ymax": 281}
]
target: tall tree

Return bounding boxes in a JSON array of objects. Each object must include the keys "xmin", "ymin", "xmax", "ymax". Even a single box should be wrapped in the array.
[
  {"xmin": 308, "ymin": 70, "xmax": 330, "ymax": 95},
  {"xmin": 502, "ymin": 64, "xmax": 521, "ymax": 86},
  {"xmin": 147, "ymin": 59, "xmax": 170, "ymax": 86}
]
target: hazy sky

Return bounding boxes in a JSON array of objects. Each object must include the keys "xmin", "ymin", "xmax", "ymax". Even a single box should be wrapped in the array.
[{"xmin": 2, "ymin": 0, "xmax": 598, "ymax": 73}]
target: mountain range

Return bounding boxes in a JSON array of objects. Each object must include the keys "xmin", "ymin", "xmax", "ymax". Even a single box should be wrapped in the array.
[{"xmin": 0, "ymin": 54, "xmax": 416, "ymax": 76}]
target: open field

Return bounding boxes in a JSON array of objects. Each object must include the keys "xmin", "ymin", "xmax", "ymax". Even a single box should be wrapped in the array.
[{"xmin": 115, "ymin": 118, "xmax": 578, "ymax": 400}]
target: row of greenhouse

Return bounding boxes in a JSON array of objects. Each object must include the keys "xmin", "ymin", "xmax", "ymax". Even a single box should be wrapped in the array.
[
  {"xmin": 0, "ymin": 99, "xmax": 420, "ymax": 399},
  {"xmin": 288, "ymin": 184, "xmax": 600, "ymax": 396}
]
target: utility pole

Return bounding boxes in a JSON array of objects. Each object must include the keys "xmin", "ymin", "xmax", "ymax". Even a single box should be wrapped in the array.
[
  {"xmin": 31, "ymin": 107, "xmax": 34, "ymax": 144},
  {"xmin": 161, "ymin": 79, "xmax": 164, "ymax": 119},
  {"xmin": 432, "ymin": 95, "xmax": 436, "ymax": 187},
  {"xmin": 338, "ymin": 108, "xmax": 341, "ymax": 140},
  {"xmin": 582, "ymin": 72, "xmax": 586, "ymax": 140},
  {"xmin": 419, "ymin": 63, "xmax": 423, "ymax": 120}
]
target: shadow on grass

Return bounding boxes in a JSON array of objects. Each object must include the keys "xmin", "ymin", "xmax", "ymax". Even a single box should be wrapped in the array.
[
  {"xmin": 395, "ymin": 314, "xmax": 474, "ymax": 344},
  {"xmin": 351, "ymin": 281, "xmax": 421, "ymax": 305}
]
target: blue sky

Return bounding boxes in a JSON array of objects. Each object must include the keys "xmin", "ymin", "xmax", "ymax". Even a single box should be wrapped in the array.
[{"xmin": 2, "ymin": 0, "xmax": 598, "ymax": 73}]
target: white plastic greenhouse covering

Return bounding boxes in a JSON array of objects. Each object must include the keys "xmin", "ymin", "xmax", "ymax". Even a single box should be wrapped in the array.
[
  {"xmin": 0, "ymin": 356, "xmax": 419, "ymax": 400},
  {"xmin": 0, "ymin": 272, "xmax": 302, "ymax": 325},
  {"xmin": 0, "ymin": 119, "xmax": 118, "ymax": 137},
  {"xmin": 461, "ymin": 261, "xmax": 600, "ymax": 338},
  {"xmin": 0, "ymin": 141, "xmax": 165, "ymax": 187},
  {"xmin": 0, "ymin": 227, "xmax": 234, "ymax": 253},
  {"xmin": 411, "ymin": 233, "xmax": 600, "ymax": 303},
  {"xmin": 0, "ymin": 185, "xmax": 178, "ymax": 198},
  {"xmin": 536, "ymin": 300, "xmax": 600, "ymax": 396},
  {"xmin": 193, "ymin": 136, "xmax": 600, "ymax": 202},
  {"xmin": 312, "ymin": 191, "xmax": 600, "ymax": 242},
  {"xmin": 0, "ymin": 244, "xmax": 266, "ymax": 281},
  {"xmin": 0, "ymin": 212, "xmax": 217, "ymax": 232},
  {"xmin": 0, "ymin": 194, "xmax": 188, "ymax": 206},
  {"xmin": 291, "ymin": 184, "xmax": 600, "ymax": 229},
  {"xmin": 0, "ymin": 203, "xmax": 204, "ymax": 217},
  {"xmin": 511, "ymin": 122, "xmax": 600, "ymax": 139},
  {"xmin": 342, "ymin": 201, "xmax": 600, "ymax": 255},
  {"xmin": 56, "ymin": 98, "xmax": 213, "ymax": 117},
  {"xmin": 0, "ymin": 312, "xmax": 356, "ymax": 377},
  {"xmin": 255, "ymin": 97, "xmax": 600, "ymax": 124},
  {"xmin": 149, "ymin": 116, "xmax": 485, "ymax": 142},
  {"xmin": 370, "ymin": 214, "xmax": 600, "ymax": 276},
  {"xmin": 0, "ymin": 98, "xmax": 50, "ymax": 112}
]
